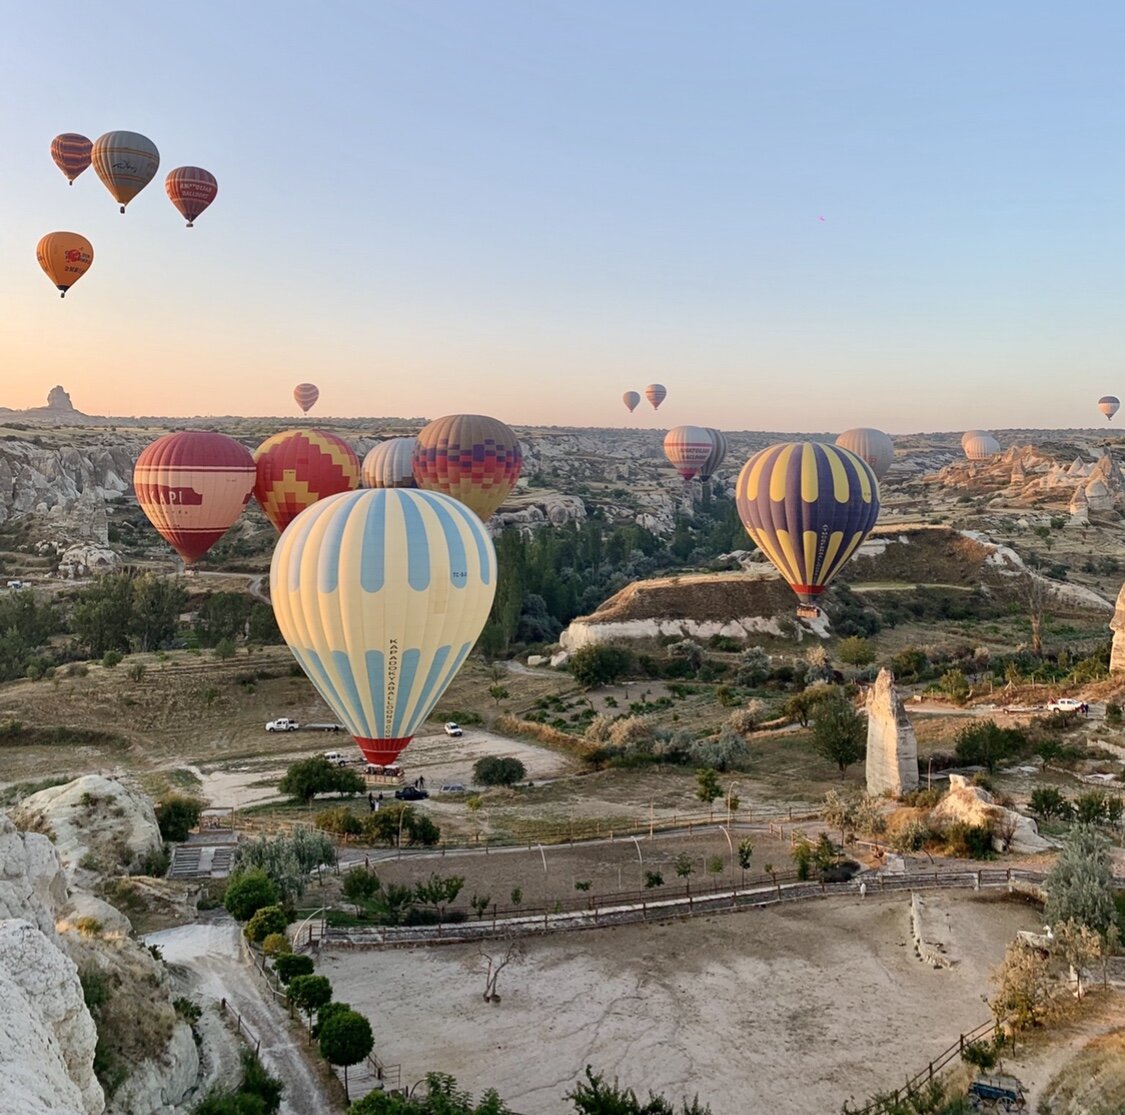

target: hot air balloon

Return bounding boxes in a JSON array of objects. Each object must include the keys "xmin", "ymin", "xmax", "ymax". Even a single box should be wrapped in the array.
[
  {"xmin": 663, "ymin": 425, "xmax": 714, "ymax": 480},
  {"xmin": 835, "ymin": 427, "xmax": 894, "ymax": 480},
  {"xmin": 735, "ymin": 442, "xmax": 880, "ymax": 612},
  {"xmin": 645, "ymin": 384, "xmax": 667, "ymax": 410},
  {"xmin": 963, "ymin": 433, "xmax": 1000, "ymax": 460},
  {"xmin": 91, "ymin": 131, "xmax": 159, "ymax": 213},
  {"xmin": 698, "ymin": 428, "xmax": 728, "ymax": 482},
  {"xmin": 133, "ymin": 432, "xmax": 255, "ymax": 563},
  {"xmin": 1098, "ymin": 396, "xmax": 1120, "ymax": 421},
  {"xmin": 165, "ymin": 166, "xmax": 218, "ymax": 227},
  {"xmin": 50, "ymin": 134, "xmax": 92, "ymax": 184},
  {"xmin": 36, "ymin": 233, "xmax": 93, "ymax": 299},
  {"xmin": 362, "ymin": 439, "xmax": 417, "ymax": 489},
  {"xmin": 270, "ymin": 488, "xmax": 497, "ymax": 767},
  {"xmin": 253, "ymin": 430, "xmax": 360, "ymax": 533},
  {"xmin": 293, "ymin": 383, "xmax": 319, "ymax": 413},
  {"xmin": 413, "ymin": 414, "xmax": 523, "ymax": 521},
  {"xmin": 961, "ymin": 430, "xmax": 987, "ymax": 451},
  {"xmin": 623, "ymin": 391, "xmax": 641, "ymax": 413}
]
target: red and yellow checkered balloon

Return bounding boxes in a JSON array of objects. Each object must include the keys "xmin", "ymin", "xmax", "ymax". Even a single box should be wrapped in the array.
[{"xmin": 253, "ymin": 429, "xmax": 360, "ymax": 532}]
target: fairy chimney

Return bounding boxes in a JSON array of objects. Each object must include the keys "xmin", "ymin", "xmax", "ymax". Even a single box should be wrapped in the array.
[{"xmin": 865, "ymin": 668, "xmax": 919, "ymax": 796}]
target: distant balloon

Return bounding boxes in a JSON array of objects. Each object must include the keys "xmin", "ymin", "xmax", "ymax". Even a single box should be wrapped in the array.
[
  {"xmin": 645, "ymin": 384, "xmax": 667, "ymax": 410},
  {"xmin": 134, "ymin": 432, "xmax": 255, "ymax": 563},
  {"xmin": 362, "ymin": 438, "xmax": 418, "ymax": 489},
  {"xmin": 835, "ymin": 427, "xmax": 894, "ymax": 480},
  {"xmin": 735, "ymin": 442, "xmax": 880, "ymax": 608},
  {"xmin": 91, "ymin": 131, "xmax": 160, "ymax": 213},
  {"xmin": 270, "ymin": 488, "xmax": 497, "ymax": 767},
  {"xmin": 623, "ymin": 391, "xmax": 641, "ymax": 413},
  {"xmin": 1098, "ymin": 396, "xmax": 1120, "ymax": 421},
  {"xmin": 961, "ymin": 430, "xmax": 987, "ymax": 452},
  {"xmin": 293, "ymin": 384, "xmax": 319, "ymax": 413},
  {"xmin": 698, "ymin": 428, "xmax": 728, "ymax": 482},
  {"xmin": 413, "ymin": 414, "xmax": 523, "ymax": 521},
  {"xmin": 963, "ymin": 433, "xmax": 1000, "ymax": 461},
  {"xmin": 253, "ymin": 430, "xmax": 360, "ymax": 533},
  {"xmin": 165, "ymin": 166, "xmax": 218, "ymax": 227},
  {"xmin": 36, "ymin": 232, "xmax": 93, "ymax": 299},
  {"xmin": 50, "ymin": 134, "xmax": 92, "ymax": 184},
  {"xmin": 663, "ymin": 426, "xmax": 713, "ymax": 481}
]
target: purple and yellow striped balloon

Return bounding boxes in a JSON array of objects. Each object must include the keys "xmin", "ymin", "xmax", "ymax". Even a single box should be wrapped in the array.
[{"xmin": 735, "ymin": 441, "xmax": 879, "ymax": 607}]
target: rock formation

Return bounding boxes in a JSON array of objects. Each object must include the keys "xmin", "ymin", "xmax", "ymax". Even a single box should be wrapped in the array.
[
  {"xmin": 0, "ymin": 815, "xmax": 70, "ymax": 936},
  {"xmin": 47, "ymin": 385, "xmax": 75, "ymax": 411},
  {"xmin": 864, "ymin": 668, "xmax": 919, "ymax": 796},
  {"xmin": 1111, "ymin": 581, "xmax": 1125, "ymax": 674},
  {"xmin": 930, "ymin": 775, "xmax": 1051, "ymax": 853},
  {"xmin": 1068, "ymin": 483, "xmax": 1089, "ymax": 525}
]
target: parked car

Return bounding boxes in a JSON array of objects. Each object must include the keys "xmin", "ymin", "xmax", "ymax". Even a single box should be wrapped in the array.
[
  {"xmin": 266, "ymin": 718, "xmax": 300, "ymax": 732},
  {"xmin": 323, "ymin": 751, "xmax": 350, "ymax": 766},
  {"xmin": 439, "ymin": 783, "xmax": 466, "ymax": 794},
  {"xmin": 443, "ymin": 722, "xmax": 463, "ymax": 737},
  {"xmin": 395, "ymin": 786, "xmax": 429, "ymax": 801},
  {"xmin": 1047, "ymin": 698, "xmax": 1083, "ymax": 712}
]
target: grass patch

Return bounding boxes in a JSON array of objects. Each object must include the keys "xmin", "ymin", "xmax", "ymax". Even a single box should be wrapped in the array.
[
  {"xmin": 0, "ymin": 776, "xmax": 71, "ymax": 806},
  {"xmin": 0, "ymin": 723, "xmax": 127, "ymax": 749}
]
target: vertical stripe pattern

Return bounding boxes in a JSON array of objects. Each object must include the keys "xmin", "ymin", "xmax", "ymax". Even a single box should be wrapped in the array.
[
  {"xmin": 165, "ymin": 166, "xmax": 218, "ymax": 226},
  {"xmin": 663, "ymin": 425, "xmax": 714, "ymax": 480},
  {"xmin": 50, "ymin": 134, "xmax": 92, "ymax": 183},
  {"xmin": 835, "ymin": 427, "xmax": 894, "ymax": 479},
  {"xmin": 698, "ymin": 428, "xmax": 728, "ymax": 481},
  {"xmin": 91, "ymin": 131, "xmax": 160, "ymax": 210},
  {"xmin": 644, "ymin": 384, "xmax": 667, "ymax": 410},
  {"xmin": 362, "ymin": 438, "xmax": 418, "ymax": 489},
  {"xmin": 293, "ymin": 383, "xmax": 319, "ymax": 412}
]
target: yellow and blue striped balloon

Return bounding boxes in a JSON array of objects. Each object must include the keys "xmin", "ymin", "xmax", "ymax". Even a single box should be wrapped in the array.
[
  {"xmin": 735, "ymin": 441, "xmax": 879, "ymax": 607},
  {"xmin": 270, "ymin": 488, "xmax": 497, "ymax": 766}
]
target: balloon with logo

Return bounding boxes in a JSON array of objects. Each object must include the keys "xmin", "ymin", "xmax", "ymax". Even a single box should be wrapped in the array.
[
  {"xmin": 645, "ymin": 383, "xmax": 667, "ymax": 410},
  {"xmin": 293, "ymin": 383, "xmax": 319, "ymax": 413},
  {"xmin": 1098, "ymin": 396, "xmax": 1120, "ymax": 421},
  {"xmin": 663, "ymin": 425, "xmax": 714, "ymax": 480},
  {"xmin": 698, "ymin": 428, "xmax": 728, "ymax": 482},
  {"xmin": 412, "ymin": 414, "xmax": 523, "ymax": 521},
  {"xmin": 271, "ymin": 488, "xmax": 497, "ymax": 767},
  {"xmin": 37, "ymin": 232, "xmax": 93, "ymax": 298},
  {"xmin": 50, "ymin": 134, "xmax": 92, "ymax": 184},
  {"xmin": 253, "ymin": 430, "xmax": 360, "ymax": 532},
  {"xmin": 835, "ymin": 427, "xmax": 894, "ymax": 480},
  {"xmin": 735, "ymin": 441, "xmax": 880, "ymax": 611},
  {"xmin": 133, "ymin": 432, "xmax": 256, "ymax": 563},
  {"xmin": 165, "ymin": 166, "xmax": 218, "ymax": 227},
  {"xmin": 362, "ymin": 438, "xmax": 417, "ymax": 489},
  {"xmin": 622, "ymin": 391, "xmax": 641, "ymax": 413},
  {"xmin": 91, "ymin": 131, "xmax": 160, "ymax": 213}
]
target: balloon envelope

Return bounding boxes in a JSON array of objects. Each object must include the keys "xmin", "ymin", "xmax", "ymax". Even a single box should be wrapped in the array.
[
  {"xmin": 270, "ymin": 488, "xmax": 497, "ymax": 766},
  {"xmin": 622, "ymin": 391, "xmax": 641, "ymax": 413},
  {"xmin": 134, "ymin": 432, "xmax": 255, "ymax": 563},
  {"xmin": 412, "ymin": 414, "xmax": 523, "ymax": 521},
  {"xmin": 362, "ymin": 438, "xmax": 418, "ymax": 489},
  {"xmin": 91, "ymin": 131, "xmax": 160, "ymax": 212},
  {"xmin": 961, "ymin": 430, "xmax": 987, "ymax": 451},
  {"xmin": 963, "ymin": 433, "xmax": 1000, "ymax": 460},
  {"xmin": 253, "ymin": 429, "xmax": 360, "ymax": 533},
  {"xmin": 645, "ymin": 384, "xmax": 667, "ymax": 410},
  {"xmin": 663, "ymin": 425, "xmax": 713, "ymax": 480},
  {"xmin": 698, "ymin": 428, "xmax": 728, "ymax": 482},
  {"xmin": 36, "ymin": 232, "xmax": 93, "ymax": 298},
  {"xmin": 1098, "ymin": 396, "xmax": 1120, "ymax": 420},
  {"xmin": 165, "ymin": 166, "xmax": 217, "ymax": 227},
  {"xmin": 293, "ymin": 383, "xmax": 319, "ymax": 413},
  {"xmin": 735, "ymin": 442, "xmax": 880, "ymax": 606},
  {"xmin": 50, "ymin": 134, "xmax": 92, "ymax": 183},
  {"xmin": 835, "ymin": 427, "xmax": 894, "ymax": 479}
]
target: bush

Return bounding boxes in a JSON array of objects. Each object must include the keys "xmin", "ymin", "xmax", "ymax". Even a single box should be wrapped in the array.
[
  {"xmin": 954, "ymin": 720, "xmax": 1028, "ymax": 773},
  {"xmin": 837, "ymin": 636, "xmax": 875, "ymax": 667},
  {"xmin": 273, "ymin": 953, "xmax": 315, "ymax": 984},
  {"xmin": 569, "ymin": 645, "xmax": 633, "ymax": 688},
  {"xmin": 1029, "ymin": 786, "xmax": 1072, "ymax": 820},
  {"xmin": 314, "ymin": 806, "xmax": 362, "ymax": 837},
  {"xmin": 943, "ymin": 822, "xmax": 994, "ymax": 859},
  {"xmin": 245, "ymin": 904, "xmax": 289, "ymax": 943},
  {"xmin": 1107, "ymin": 702, "xmax": 1122, "ymax": 726},
  {"xmin": 278, "ymin": 758, "xmax": 365, "ymax": 805},
  {"xmin": 224, "ymin": 869, "xmax": 279, "ymax": 922},
  {"xmin": 101, "ymin": 650, "xmax": 123, "ymax": 669},
  {"xmin": 155, "ymin": 795, "xmax": 204, "ymax": 842},
  {"xmin": 473, "ymin": 756, "xmax": 527, "ymax": 787}
]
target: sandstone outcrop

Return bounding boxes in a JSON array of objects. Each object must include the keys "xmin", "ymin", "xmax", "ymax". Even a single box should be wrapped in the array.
[
  {"xmin": 865, "ymin": 669, "xmax": 919, "ymax": 796},
  {"xmin": 930, "ymin": 775, "xmax": 1051, "ymax": 854},
  {"xmin": 48, "ymin": 385, "xmax": 76, "ymax": 411},
  {"xmin": 0, "ymin": 815, "xmax": 70, "ymax": 935},
  {"xmin": 1111, "ymin": 580, "xmax": 1125, "ymax": 674}
]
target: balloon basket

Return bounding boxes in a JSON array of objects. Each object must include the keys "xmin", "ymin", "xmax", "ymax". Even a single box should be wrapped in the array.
[{"xmin": 796, "ymin": 605, "xmax": 822, "ymax": 620}]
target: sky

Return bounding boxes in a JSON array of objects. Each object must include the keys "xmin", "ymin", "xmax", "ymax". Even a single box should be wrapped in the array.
[{"xmin": 4, "ymin": 2, "xmax": 1125, "ymax": 433}]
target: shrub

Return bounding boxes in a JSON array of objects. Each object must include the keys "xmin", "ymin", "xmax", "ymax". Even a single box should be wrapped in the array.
[
  {"xmin": 1107, "ymin": 702, "xmax": 1123, "ymax": 727},
  {"xmin": 101, "ymin": 650, "xmax": 123, "ymax": 669},
  {"xmin": 955, "ymin": 720, "xmax": 1028, "ymax": 773},
  {"xmin": 473, "ymin": 756, "xmax": 527, "ymax": 787},
  {"xmin": 224, "ymin": 869, "xmax": 279, "ymax": 922},
  {"xmin": 1029, "ymin": 786, "xmax": 1072, "ymax": 819},
  {"xmin": 315, "ymin": 806, "xmax": 363, "ymax": 837},
  {"xmin": 273, "ymin": 953, "xmax": 314, "ymax": 984},
  {"xmin": 155, "ymin": 795, "xmax": 204, "ymax": 842},
  {"xmin": 569, "ymin": 645, "xmax": 633, "ymax": 688},
  {"xmin": 837, "ymin": 636, "xmax": 875, "ymax": 667},
  {"xmin": 261, "ymin": 933, "xmax": 291, "ymax": 958},
  {"xmin": 943, "ymin": 822, "xmax": 994, "ymax": 859},
  {"xmin": 245, "ymin": 904, "xmax": 289, "ymax": 943}
]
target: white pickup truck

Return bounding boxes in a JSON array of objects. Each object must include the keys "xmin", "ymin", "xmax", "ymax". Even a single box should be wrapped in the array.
[{"xmin": 265, "ymin": 718, "xmax": 300, "ymax": 732}]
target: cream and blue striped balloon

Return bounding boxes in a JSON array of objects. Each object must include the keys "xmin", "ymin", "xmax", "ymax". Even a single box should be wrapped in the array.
[{"xmin": 270, "ymin": 488, "xmax": 497, "ymax": 766}]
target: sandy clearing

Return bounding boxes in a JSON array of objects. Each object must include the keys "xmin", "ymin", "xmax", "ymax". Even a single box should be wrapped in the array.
[{"xmin": 318, "ymin": 891, "xmax": 1040, "ymax": 1115}]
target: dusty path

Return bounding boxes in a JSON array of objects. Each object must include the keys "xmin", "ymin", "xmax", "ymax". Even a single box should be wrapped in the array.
[{"xmin": 147, "ymin": 917, "xmax": 339, "ymax": 1114}]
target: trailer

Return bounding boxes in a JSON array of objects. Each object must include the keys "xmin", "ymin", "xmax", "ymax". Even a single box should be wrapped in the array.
[{"xmin": 968, "ymin": 1074, "xmax": 1026, "ymax": 1111}]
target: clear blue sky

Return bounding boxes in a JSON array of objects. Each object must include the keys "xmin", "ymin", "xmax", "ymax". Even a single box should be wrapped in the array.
[{"xmin": 3, "ymin": 1, "xmax": 1125, "ymax": 432}]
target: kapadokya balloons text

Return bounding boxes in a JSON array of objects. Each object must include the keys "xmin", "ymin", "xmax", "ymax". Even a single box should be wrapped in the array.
[
  {"xmin": 37, "ymin": 232, "xmax": 93, "ymax": 298},
  {"xmin": 253, "ymin": 430, "xmax": 360, "ymax": 533},
  {"xmin": 91, "ymin": 131, "xmax": 160, "ymax": 213},
  {"xmin": 645, "ymin": 384, "xmax": 667, "ymax": 410},
  {"xmin": 362, "ymin": 438, "xmax": 418, "ymax": 489},
  {"xmin": 835, "ymin": 427, "xmax": 894, "ymax": 480},
  {"xmin": 698, "ymin": 428, "xmax": 728, "ymax": 482},
  {"xmin": 165, "ymin": 167, "xmax": 218, "ymax": 227},
  {"xmin": 293, "ymin": 383, "xmax": 319, "ymax": 413},
  {"xmin": 1098, "ymin": 396, "xmax": 1120, "ymax": 421},
  {"xmin": 963, "ymin": 432, "xmax": 1000, "ymax": 460},
  {"xmin": 270, "ymin": 488, "xmax": 497, "ymax": 767},
  {"xmin": 134, "ymin": 432, "xmax": 255, "ymax": 563},
  {"xmin": 735, "ymin": 441, "xmax": 880, "ymax": 609},
  {"xmin": 663, "ymin": 425, "xmax": 714, "ymax": 480},
  {"xmin": 622, "ymin": 391, "xmax": 641, "ymax": 413},
  {"xmin": 51, "ymin": 134, "xmax": 92, "ymax": 184},
  {"xmin": 413, "ymin": 414, "xmax": 523, "ymax": 521}
]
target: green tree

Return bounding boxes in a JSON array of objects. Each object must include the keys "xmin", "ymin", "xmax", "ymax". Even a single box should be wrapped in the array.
[
  {"xmin": 286, "ymin": 974, "xmax": 332, "ymax": 1035},
  {"xmin": 273, "ymin": 954, "xmax": 314, "ymax": 984},
  {"xmin": 131, "ymin": 573, "xmax": 187, "ymax": 652},
  {"xmin": 938, "ymin": 668, "xmax": 970, "ymax": 704},
  {"xmin": 954, "ymin": 720, "xmax": 1026, "ymax": 773},
  {"xmin": 568, "ymin": 1066, "xmax": 712, "ymax": 1115},
  {"xmin": 1028, "ymin": 786, "xmax": 1071, "ymax": 820},
  {"xmin": 569, "ymin": 645, "xmax": 633, "ymax": 688},
  {"xmin": 811, "ymin": 695, "xmax": 865, "ymax": 777},
  {"xmin": 194, "ymin": 591, "xmax": 252, "ymax": 648},
  {"xmin": 234, "ymin": 828, "xmax": 337, "ymax": 905},
  {"xmin": 155, "ymin": 794, "xmax": 204, "ymax": 842},
  {"xmin": 261, "ymin": 933, "xmax": 291, "ymax": 958},
  {"xmin": 694, "ymin": 768, "xmax": 721, "ymax": 806},
  {"xmin": 414, "ymin": 873, "xmax": 465, "ymax": 921},
  {"xmin": 278, "ymin": 757, "xmax": 365, "ymax": 805},
  {"xmin": 736, "ymin": 839, "xmax": 753, "ymax": 885},
  {"xmin": 71, "ymin": 573, "xmax": 136, "ymax": 657},
  {"xmin": 674, "ymin": 853, "xmax": 694, "ymax": 894},
  {"xmin": 473, "ymin": 756, "xmax": 526, "ymax": 787},
  {"xmin": 349, "ymin": 1073, "xmax": 513, "ymax": 1114},
  {"xmin": 224, "ymin": 869, "xmax": 279, "ymax": 922},
  {"xmin": 245, "ymin": 905, "xmax": 289, "ymax": 944},
  {"xmin": 837, "ymin": 637, "xmax": 875, "ymax": 667},
  {"xmin": 488, "ymin": 685, "xmax": 510, "ymax": 705},
  {"xmin": 1045, "ymin": 824, "xmax": 1117, "ymax": 935},
  {"xmin": 247, "ymin": 602, "xmax": 284, "ymax": 644},
  {"xmin": 318, "ymin": 1009, "xmax": 374, "ymax": 1101},
  {"xmin": 342, "ymin": 867, "xmax": 382, "ymax": 906}
]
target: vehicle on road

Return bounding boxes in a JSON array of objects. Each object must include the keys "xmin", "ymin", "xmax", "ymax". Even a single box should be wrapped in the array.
[
  {"xmin": 323, "ymin": 751, "xmax": 350, "ymax": 766},
  {"xmin": 443, "ymin": 722, "xmax": 463, "ymax": 737},
  {"xmin": 394, "ymin": 786, "xmax": 429, "ymax": 801},
  {"xmin": 439, "ymin": 783, "xmax": 466, "ymax": 794},
  {"xmin": 306, "ymin": 722, "xmax": 345, "ymax": 733},
  {"xmin": 1047, "ymin": 698, "xmax": 1083, "ymax": 713},
  {"xmin": 266, "ymin": 718, "xmax": 300, "ymax": 732}
]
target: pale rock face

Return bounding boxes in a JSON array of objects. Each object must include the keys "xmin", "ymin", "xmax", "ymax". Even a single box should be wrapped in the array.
[
  {"xmin": 1110, "ymin": 580, "xmax": 1125, "ymax": 674},
  {"xmin": 0, "ymin": 919, "xmax": 103, "ymax": 1115},
  {"xmin": 58, "ymin": 543, "xmax": 119, "ymax": 579},
  {"xmin": 105, "ymin": 1019, "xmax": 198, "ymax": 1115},
  {"xmin": 47, "ymin": 385, "xmax": 75, "ymax": 411},
  {"xmin": 930, "ymin": 774, "xmax": 1051, "ymax": 853},
  {"xmin": 0, "ymin": 815, "xmax": 69, "ymax": 935},
  {"xmin": 864, "ymin": 668, "xmax": 919, "ymax": 796},
  {"xmin": 12, "ymin": 776, "xmax": 163, "ymax": 882}
]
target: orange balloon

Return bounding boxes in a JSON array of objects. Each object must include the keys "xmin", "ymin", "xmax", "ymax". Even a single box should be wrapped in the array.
[{"xmin": 36, "ymin": 232, "xmax": 93, "ymax": 298}]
